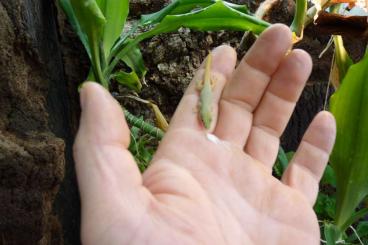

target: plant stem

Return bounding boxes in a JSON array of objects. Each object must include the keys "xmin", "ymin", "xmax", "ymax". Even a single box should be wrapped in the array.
[
  {"xmin": 105, "ymin": 32, "xmax": 149, "ymax": 76},
  {"xmin": 91, "ymin": 35, "xmax": 108, "ymax": 88},
  {"xmin": 108, "ymin": 22, "xmax": 139, "ymax": 64},
  {"xmin": 290, "ymin": 0, "xmax": 307, "ymax": 37},
  {"xmin": 123, "ymin": 108, "xmax": 164, "ymax": 140}
]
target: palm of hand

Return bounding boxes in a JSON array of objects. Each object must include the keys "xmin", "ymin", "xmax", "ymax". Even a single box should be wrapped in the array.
[
  {"xmin": 141, "ymin": 128, "xmax": 318, "ymax": 244},
  {"xmin": 74, "ymin": 25, "xmax": 335, "ymax": 245}
]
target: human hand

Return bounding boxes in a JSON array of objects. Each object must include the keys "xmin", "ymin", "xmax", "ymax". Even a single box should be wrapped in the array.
[{"xmin": 74, "ymin": 24, "xmax": 336, "ymax": 245}]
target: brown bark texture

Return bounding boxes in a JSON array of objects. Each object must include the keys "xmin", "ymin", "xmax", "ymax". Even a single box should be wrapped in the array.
[{"xmin": 0, "ymin": 0, "xmax": 70, "ymax": 244}]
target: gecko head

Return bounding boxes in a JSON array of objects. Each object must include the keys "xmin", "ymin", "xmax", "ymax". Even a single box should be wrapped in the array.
[{"xmin": 201, "ymin": 112, "xmax": 212, "ymax": 129}]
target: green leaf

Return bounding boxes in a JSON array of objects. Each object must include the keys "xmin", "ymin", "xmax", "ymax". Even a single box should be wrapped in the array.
[
  {"xmin": 69, "ymin": 0, "xmax": 106, "ymax": 40},
  {"xmin": 324, "ymin": 223, "xmax": 341, "ymax": 245},
  {"xmin": 341, "ymin": 208, "xmax": 368, "ymax": 233},
  {"xmin": 274, "ymin": 147, "xmax": 293, "ymax": 177},
  {"xmin": 330, "ymin": 51, "xmax": 368, "ymax": 230},
  {"xmin": 112, "ymin": 70, "xmax": 142, "ymax": 92},
  {"xmin": 148, "ymin": 1, "xmax": 269, "ymax": 35},
  {"xmin": 347, "ymin": 221, "xmax": 368, "ymax": 243},
  {"xmin": 69, "ymin": 0, "xmax": 107, "ymax": 86},
  {"xmin": 140, "ymin": 0, "xmax": 211, "ymax": 25},
  {"xmin": 170, "ymin": 1, "xmax": 250, "ymax": 15},
  {"xmin": 290, "ymin": 0, "xmax": 307, "ymax": 39},
  {"xmin": 357, "ymin": 221, "xmax": 368, "ymax": 234},
  {"xmin": 96, "ymin": 0, "xmax": 129, "ymax": 58},
  {"xmin": 333, "ymin": 35, "xmax": 353, "ymax": 87},
  {"xmin": 59, "ymin": 0, "xmax": 91, "ymax": 58},
  {"xmin": 224, "ymin": 2, "xmax": 249, "ymax": 14},
  {"xmin": 107, "ymin": 1, "xmax": 269, "ymax": 75},
  {"xmin": 121, "ymin": 41, "xmax": 147, "ymax": 79},
  {"xmin": 140, "ymin": 0, "xmax": 249, "ymax": 26},
  {"xmin": 321, "ymin": 165, "xmax": 336, "ymax": 187},
  {"xmin": 314, "ymin": 193, "xmax": 336, "ymax": 220}
]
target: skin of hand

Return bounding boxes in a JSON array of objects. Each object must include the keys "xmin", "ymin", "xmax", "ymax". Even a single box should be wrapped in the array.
[{"xmin": 73, "ymin": 24, "xmax": 336, "ymax": 245}]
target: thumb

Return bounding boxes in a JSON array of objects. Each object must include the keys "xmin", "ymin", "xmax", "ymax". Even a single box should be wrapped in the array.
[{"xmin": 73, "ymin": 82, "xmax": 142, "ymax": 211}]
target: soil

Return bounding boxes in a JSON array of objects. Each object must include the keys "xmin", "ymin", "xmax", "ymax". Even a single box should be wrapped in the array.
[
  {"xmin": 0, "ymin": 0, "xmax": 366, "ymax": 244},
  {"xmin": 135, "ymin": 29, "xmax": 245, "ymax": 119}
]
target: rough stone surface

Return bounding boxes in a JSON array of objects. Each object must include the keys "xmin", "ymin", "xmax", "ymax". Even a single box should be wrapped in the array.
[{"xmin": 0, "ymin": 0, "xmax": 69, "ymax": 244}]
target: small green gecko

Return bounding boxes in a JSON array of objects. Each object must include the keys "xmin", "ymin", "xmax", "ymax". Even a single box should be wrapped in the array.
[{"xmin": 196, "ymin": 53, "xmax": 215, "ymax": 129}]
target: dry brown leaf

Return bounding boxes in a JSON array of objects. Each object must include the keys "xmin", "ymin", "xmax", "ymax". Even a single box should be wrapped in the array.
[
  {"xmin": 329, "ymin": 55, "xmax": 341, "ymax": 89},
  {"xmin": 149, "ymin": 103, "xmax": 169, "ymax": 132}
]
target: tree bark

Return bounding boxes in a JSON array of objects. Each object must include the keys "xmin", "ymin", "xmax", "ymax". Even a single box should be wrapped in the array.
[{"xmin": 0, "ymin": 0, "xmax": 75, "ymax": 244}]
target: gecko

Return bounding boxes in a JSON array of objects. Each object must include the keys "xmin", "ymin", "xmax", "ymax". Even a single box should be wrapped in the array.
[{"xmin": 196, "ymin": 53, "xmax": 215, "ymax": 129}]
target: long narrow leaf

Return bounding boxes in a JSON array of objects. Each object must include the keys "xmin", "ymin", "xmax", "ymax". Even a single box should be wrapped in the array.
[
  {"xmin": 147, "ymin": 1, "xmax": 268, "ymax": 34},
  {"xmin": 121, "ymin": 41, "xmax": 147, "ymax": 79},
  {"xmin": 140, "ymin": 0, "xmax": 249, "ymax": 26},
  {"xmin": 59, "ymin": 0, "xmax": 91, "ymax": 58},
  {"xmin": 333, "ymin": 35, "xmax": 353, "ymax": 87},
  {"xmin": 224, "ymin": 2, "xmax": 249, "ymax": 14},
  {"xmin": 70, "ymin": 0, "xmax": 107, "ymax": 86},
  {"xmin": 70, "ymin": 0, "xmax": 106, "ymax": 38},
  {"xmin": 149, "ymin": 103, "xmax": 169, "ymax": 132},
  {"xmin": 140, "ymin": 0, "xmax": 201, "ymax": 25},
  {"xmin": 341, "ymin": 208, "xmax": 368, "ymax": 232},
  {"xmin": 107, "ymin": 1, "xmax": 269, "ymax": 74},
  {"xmin": 97, "ymin": 0, "xmax": 129, "ymax": 58},
  {"xmin": 330, "ymin": 51, "xmax": 368, "ymax": 230},
  {"xmin": 290, "ymin": 0, "xmax": 307, "ymax": 40}
]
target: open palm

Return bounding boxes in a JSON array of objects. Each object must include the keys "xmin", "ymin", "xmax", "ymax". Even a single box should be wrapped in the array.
[{"xmin": 74, "ymin": 25, "xmax": 336, "ymax": 245}]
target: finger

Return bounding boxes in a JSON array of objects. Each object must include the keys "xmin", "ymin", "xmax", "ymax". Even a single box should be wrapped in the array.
[
  {"xmin": 245, "ymin": 49, "xmax": 312, "ymax": 168},
  {"xmin": 215, "ymin": 24, "xmax": 292, "ymax": 146},
  {"xmin": 169, "ymin": 45, "xmax": 237, "ymax": 131},
  {"xmin": 282, "ymin": 112, "xmax": 336, "ymax": 205},
  {"xmin": 73, "ymin": 82, "xmax": 143, "ymax": 210}
]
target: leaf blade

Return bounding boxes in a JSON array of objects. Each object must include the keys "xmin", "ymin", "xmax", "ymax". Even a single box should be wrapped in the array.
[
  {"xmin": 142, "ymin": 1, "xmax": 266, "ymax": 33},
  {"xmin": 112, "ymin": 70, "xmax": 142, "ymax": 92},
  {"xmin": 121, "ymin": 41, "xmax": 147, "ymax": 79},
  {"xmin": 330, "ymin": 51, "xmax": 368, "ymax": 230},
  {"xmin": 98, "ymin": 0, "xmax": 129, "ymax": 57},
  {"xmin": 108, "ymin": 1, "xmax": 269, "ymax": 80},
  {"xmin": 69, "ymin": 0, "xmax": 107, "ymax": 86},
  {"xmin": 59, "ymin": 0, "xmax": 91, "ymax": 58},
  {"xmin": 69, "ymin": 0, "xmax": 106, "ymax": 38}
]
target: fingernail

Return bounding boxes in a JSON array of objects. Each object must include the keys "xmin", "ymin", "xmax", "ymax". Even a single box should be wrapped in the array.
[{"xmin": 211, "ymin": 45, "xmax": 225, "ymax": 55}]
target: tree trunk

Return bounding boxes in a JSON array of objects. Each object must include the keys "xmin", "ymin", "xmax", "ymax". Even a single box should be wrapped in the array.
[{"xmin": 0, "ymin": 0, "xmax": 78, "ymax": 244}]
